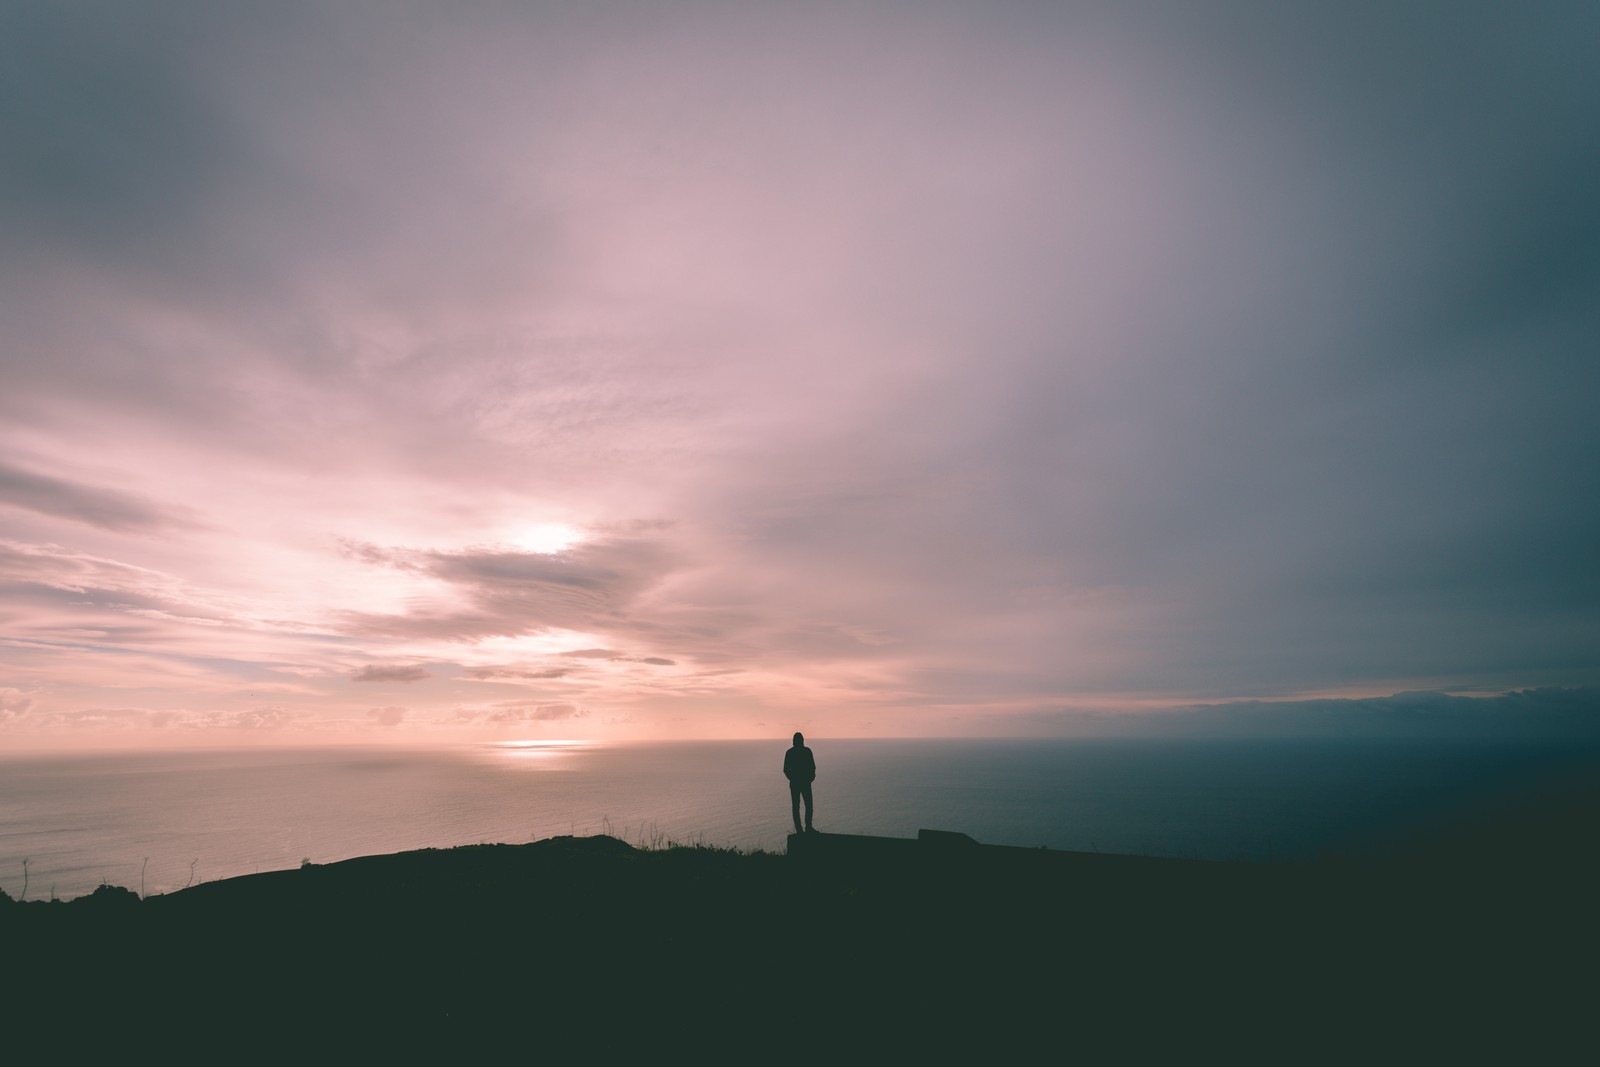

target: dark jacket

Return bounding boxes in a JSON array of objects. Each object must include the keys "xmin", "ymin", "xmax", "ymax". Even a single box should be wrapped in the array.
[{"xmin": 783, "ymin": 745, "xmax": 816, "ymax": 783}]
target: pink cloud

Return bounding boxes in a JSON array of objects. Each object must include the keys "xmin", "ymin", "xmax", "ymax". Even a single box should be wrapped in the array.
[
  {"xmin": 462, "ymin": 667, "xmax": 568, "ymax": 680},
  {"xmin": 369, "ymin": 705, "xmax": 408, "ymax": 726},
  {"xmin": 0, "ymin": 688, "xmax": 36, "ymax": 721},
  {"xmin": 350, "ymin": 665, "xmax": 433, "ymax": 684}
]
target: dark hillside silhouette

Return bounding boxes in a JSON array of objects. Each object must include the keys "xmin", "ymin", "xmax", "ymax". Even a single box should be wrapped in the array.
[{"xmin": 5, "ymin": 774, "xmax": 1596, "ymax": 1061}]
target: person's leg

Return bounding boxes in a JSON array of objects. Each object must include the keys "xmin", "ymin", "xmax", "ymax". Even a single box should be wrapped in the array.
[
  {"xmin": 800, "ymin": 781, "xmax": 814, "ymax": 831},
  {"xmin": 790, "ymin": 781, "xmax": 804, "ymax": 834}
]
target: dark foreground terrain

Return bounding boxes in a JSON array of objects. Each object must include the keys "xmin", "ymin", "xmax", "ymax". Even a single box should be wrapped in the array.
[{"xmin": 6, "ymin": 776, "xmax": 1596, "ymax": 1061}]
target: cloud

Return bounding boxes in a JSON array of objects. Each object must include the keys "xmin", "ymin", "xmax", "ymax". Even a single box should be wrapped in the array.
[
  {"xmin": 368, "ymin": 705, "xmax": 407, "ymax": 726},
  {"xmin": 0, "ymin": 460, "xmax": 180, "ymax": 531},
  {"xmin": 0, "ymin": 539, "xmax": 189, "ymax": 599},
  {"xmin": 350, "ymin": 664, "xmax": 432, "ymax": 683},
  {"xmin": 4, "ymin": 704, "xmax": 295, "ymax": 732},
  {"xmin": 0, "ymin": 688, "xmax": 36, "ymax": 721},
  {"xmin": 557, "ymin": 649, "xmax": 676, "ymax": 666},
  {"xmin": 0, "ymin": 540, "xmax": 248, "ymax": 650},
  {"xmin": 336, "ymin": 535, "xmax": 679, "ymax": 645},
  {"xmin": 454, "ymin": 700, "xmax": 589, "ymax": 724},
  {"xmin": 461, "ymin": 667, "xmax": 568, "ymax": 681},
  {"xmin": 17, "ymin": 706, "xmax": 157, "ymax": 729},
  {"xmin": 523, "ymin": 702, "xmax": 584, "ymax": 721},
  {"xmin": 213, "ymin": 705, "xmax": 293, "ymax": 730}
]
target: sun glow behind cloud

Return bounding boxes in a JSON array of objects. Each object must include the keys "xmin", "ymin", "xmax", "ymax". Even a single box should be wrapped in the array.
[{"xmin": 504, "ymin": 524, "xmax": 584, "ymax": 555}]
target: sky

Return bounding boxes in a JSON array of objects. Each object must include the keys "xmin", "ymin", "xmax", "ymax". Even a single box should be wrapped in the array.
[{"xmin": 2, "ymin": 1, "xmax": 1597, "ymax": 748}]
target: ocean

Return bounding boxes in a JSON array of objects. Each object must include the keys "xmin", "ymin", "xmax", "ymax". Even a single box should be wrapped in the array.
[{"xmin": 2, "ymin": 737, "xmax": 1593, "ymax": 901}]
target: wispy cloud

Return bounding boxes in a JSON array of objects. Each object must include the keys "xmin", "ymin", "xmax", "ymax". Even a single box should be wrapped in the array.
[
  {"xmin": 454, "ymin": 700, "xmax": 589, "ymax": 724},
  {"xmin": 462, "ymin": 667, "xmax": 569, "ymax": 681},
  {"xmin": 369, "ymin": 705, "xmax": 407, "ymax": 726},
  {"xmin": 350, "ymin": 665, "xmax": 433, "ymax": 684},
  {"xmin": 0, "ymin": 461, "xmax": 183, "ymax": 531},
  {"xmin": 0, "ymin": 687, "xmax": 36, "ymax": 721}
]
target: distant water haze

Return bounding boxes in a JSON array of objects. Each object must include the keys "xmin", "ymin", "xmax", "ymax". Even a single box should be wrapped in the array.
[{"xmin": 4, "ymin": 738, "xmax": 1592, "ymax": 902}]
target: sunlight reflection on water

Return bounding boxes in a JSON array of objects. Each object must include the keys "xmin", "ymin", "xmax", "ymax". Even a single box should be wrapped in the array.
[{"xmin": 481, "ymin": 740, "xmax": 597, "ymax": 769}]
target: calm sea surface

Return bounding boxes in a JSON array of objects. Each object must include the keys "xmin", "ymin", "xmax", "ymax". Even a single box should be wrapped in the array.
[{"xmin": 2, "ymin": 738, "xmax": 1593, "ymax": 901}]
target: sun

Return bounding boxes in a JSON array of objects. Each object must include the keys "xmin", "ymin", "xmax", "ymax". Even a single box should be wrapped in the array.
[{"xmin": 506, "ymin": 523, "xmax": 583, "ymax": 554}]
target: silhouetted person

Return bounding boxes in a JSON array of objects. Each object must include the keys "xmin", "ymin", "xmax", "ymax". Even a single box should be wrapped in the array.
[{"xmin": 784, "ymin": 732, "xmax": 816, "ymax": 834}]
